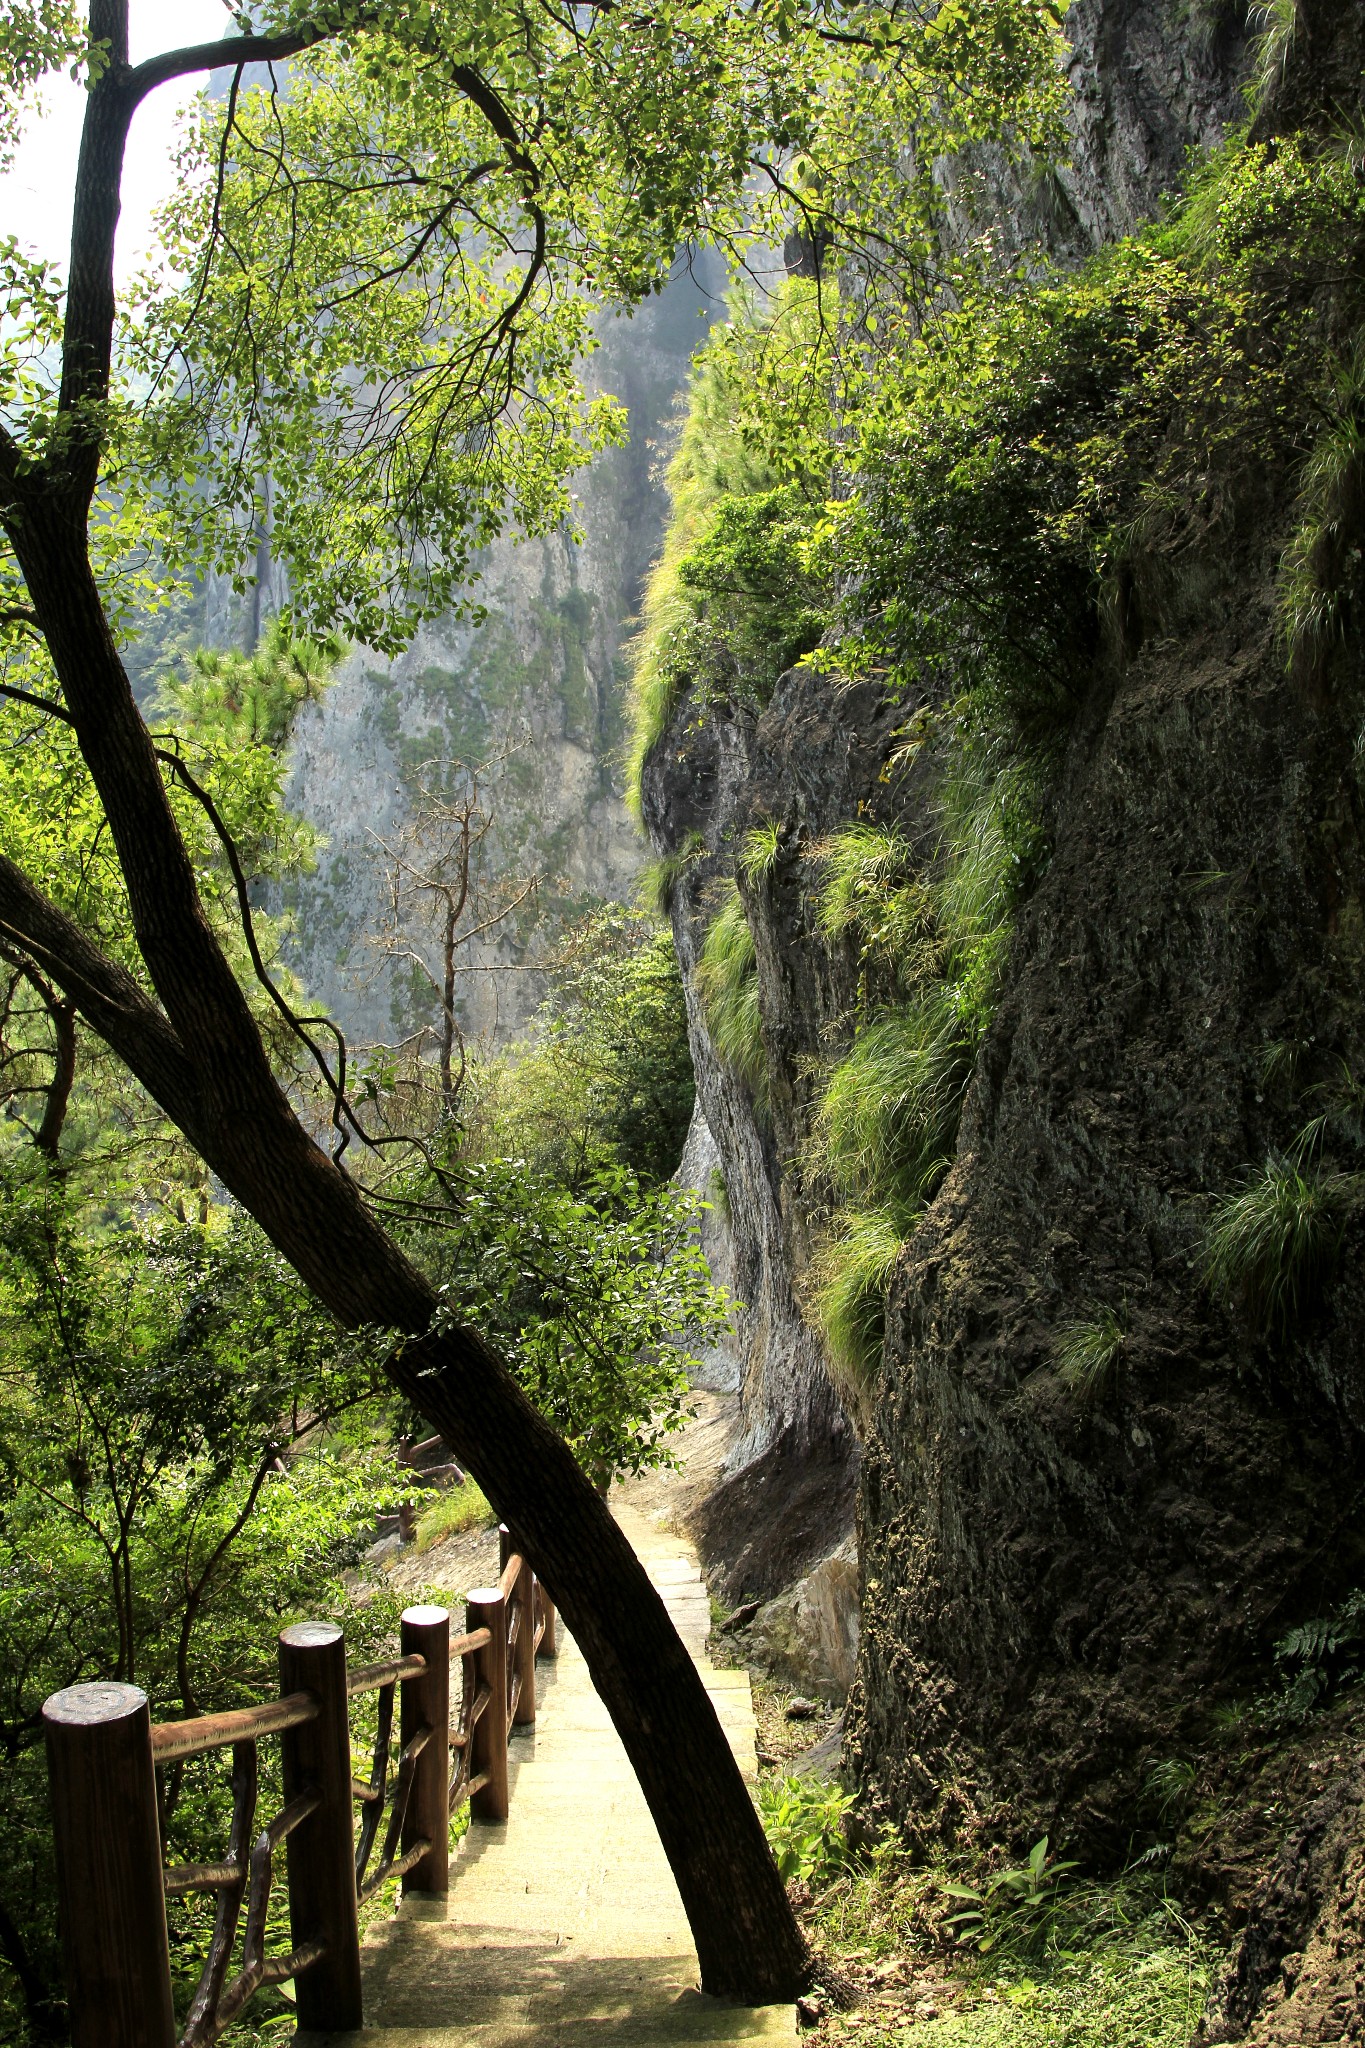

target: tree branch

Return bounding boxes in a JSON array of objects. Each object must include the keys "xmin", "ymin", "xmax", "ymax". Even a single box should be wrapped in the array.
[
  {"xmin": 125, "ymin": 26, "xmax": 358, "ymax": 109},
  {"xmin": 0, "ymin": 852, "xmax": 205, "ymax": 1147}
]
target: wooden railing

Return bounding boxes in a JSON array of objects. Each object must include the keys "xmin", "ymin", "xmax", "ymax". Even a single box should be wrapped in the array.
[{"xmin": 41, "ymin": 1529, "xmax": 555, "ymax": 2048}]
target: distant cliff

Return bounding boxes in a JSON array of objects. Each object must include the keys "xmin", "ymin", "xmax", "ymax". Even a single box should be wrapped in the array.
[{"xmin": 276, "ymin": 270, "xmax": 721, "ymax": 1048}]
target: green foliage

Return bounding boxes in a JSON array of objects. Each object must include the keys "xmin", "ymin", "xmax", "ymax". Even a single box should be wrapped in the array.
[
  {"xmin": 809, "ymin": 132, "xmax": 1365, "ymax": 739},
  {"xmin": 466, "ymin": 911, "xmax": 695, "ymax": 1189},
  {"xmin": 1203, "ymin": 1156, "xmax": 1363, "ymax": 1334},
  {"xmin": 808, "ymin": 1826, "xmax": 1209, "ymax": 2048},
  {"xmin": 739, "ymin": 820, "xmax": 783, "ymax": 885},
  {"xmin": 943, "ymin": 1839, "xmax": 1082, "ymax": 1959},
  {"xmin": 1056, "ymin": 1308, "xmax": 1126, "ymax": 1399},
  {"xmin": 415, "ymin": 1481, "xmax": 496, "ymax": 1551},
  {"xmin": 626, "ymin": 285, "xmax": 835, "ymax": 810},
  {"xmin": 806, "ymin": 1208, "xmax": 906, "ymax": 1391},
  {"xmin": 1250, "ymin": 0, "xmax": 1299, "ymax": 110},
  {"xmin": 157, "ymin": 620, "xmax": 343, "ymax": 752},
  {"xmin": 807, "ymin": 755, "xmax": 1032, "ymax": 1386},
  {"xmin": 814, "ymin": 820, "xmax": 936, "ymax": 975},
  {"xmin": 639, "ymin": 833, "xmax": 705, "ymax": 917},
  {"xmin": 1278, "ymin": 344, "xmax": 1365, "ymax": 672},
  {"xmin": 696, "ymin": 879, "xmax": 766, "ymax": 1101},
  {"xmin": 815, "ymin": 1001, "xmax": 967, "ymax": 1215},
  {"xmin": 74, "ymin": 0, "xmax": 1065, "ymax": 662},
  {"xmin": 0, "ymin": 623, "xmax": 341, "ymax": 1186},
  {"xmin": 419, "ymin": 1158, "xmax": 729, "ymax": 1488},
  {"xmin": 1144, "ymin": 1757, "xmax": 1197, "ymax": 1818},
  {"xmin": 758, "ymin": 1776, "xmax": 855, "ymax": 1888},
  {"xmin": 866, "ymin": 1932, "xmax": 1212, "ymax": 2048},
  {"xmin": 0, "ymin": 2, "xmax": 86, "ymax": 169},
  {"xmin": 0, "ymin": 1178, "xmax": 397, "ymax": 2036},
  {"xmin": 1271, "ymin": 1588, "xmax": 1365, "ymax": 1722}
]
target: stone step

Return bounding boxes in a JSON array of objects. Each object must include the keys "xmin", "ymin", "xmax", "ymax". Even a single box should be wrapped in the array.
[{"xmin": 298, "ymin": 1504, "xmax": 787, "ymax": 2047}]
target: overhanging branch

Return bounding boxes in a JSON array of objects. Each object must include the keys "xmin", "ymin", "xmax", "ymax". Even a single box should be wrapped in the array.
[{"xmin": 0, "ymin": 852, "xmax": 205, "ymax": 1146}]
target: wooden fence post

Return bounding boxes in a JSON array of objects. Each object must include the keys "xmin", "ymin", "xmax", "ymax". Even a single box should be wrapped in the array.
[
  {"xmin": 400, "ymin": 1604, "xmax": 450, "ymax": 1895},
  {"xmin": 499, "ymin": 1526, "xmax": 538, "ymax": 1728},
  {"xmin": 537, "ymin": 1580, "xmax": 559, "ymax": 1660},
  {"xmin": 42, "ymin": 1682, "xmax": 176, "ymax": 2048},
  {"xmin": 278, "ymin": 1622, "xmax": 363, "ymax": 2033},
  {"xmin": 465, "ymin": 1587, "xmax": 509, "ymax": 1822}
]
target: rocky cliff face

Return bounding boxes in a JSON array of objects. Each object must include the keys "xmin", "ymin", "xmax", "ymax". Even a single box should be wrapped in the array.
[
  {"xmin": 279, "ymin": 272, "xmax": 721, "ymax": 1048},
  {"xmin": 644, "ymin": 0, "xmax": 1256, "ymax": 1677}
]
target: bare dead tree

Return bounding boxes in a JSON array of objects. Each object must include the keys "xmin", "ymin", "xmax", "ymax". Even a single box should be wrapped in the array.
[{"xmin": 368, "ymin": 755, "xmax": 537, "ymax": 1116}]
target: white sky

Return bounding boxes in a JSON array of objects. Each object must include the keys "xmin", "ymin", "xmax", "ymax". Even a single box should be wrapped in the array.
[{"xmin": 0, "ymin": 0, "xmax": 232, "ymax": 286}]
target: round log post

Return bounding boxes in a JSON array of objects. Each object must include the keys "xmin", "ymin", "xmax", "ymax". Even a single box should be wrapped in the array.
[
  {"xmin": 500, "ymin": 1526, "xmax": 537, "ymax": 1728},
  {"xmin": 466, "ymin": 1587, "xmax": 509, "ymax": 1822},
  {"xmin": 278, "ymin": 1622, "xmax": 363, "ymax": 2033},
  {"xmin": 400, "ymin": 1605, "xmax": 450, "ymax": 1895},
  {"xmin": 42, "ymin": 1682, "xmax": 176, "ymax": 2048}
]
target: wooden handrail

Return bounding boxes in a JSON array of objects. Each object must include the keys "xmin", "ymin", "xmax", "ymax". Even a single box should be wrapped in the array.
[
  {"xmin": 150, "ymin": 1691, "xmax": 318, "ymax": 1762},
  {"xmin": 498, "ymin": 1549, "xmax": 523, "ymax": 1602},
  {"xmin": 44, "ymin": 1553, "xmax": 558, "ymax": 2048},
  {"xmin": 451, "ymin": 1626, "xmax": 492, "ymax": 1658},
  {"xmin": 347, "ymin": 1652, "xmax": 426, "ymax": 1697}
]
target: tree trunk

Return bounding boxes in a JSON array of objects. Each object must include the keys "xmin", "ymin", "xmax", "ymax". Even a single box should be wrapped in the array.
[{"xmin": 0, "ymin": 501, "xmax": 809, "ymax": 2001}]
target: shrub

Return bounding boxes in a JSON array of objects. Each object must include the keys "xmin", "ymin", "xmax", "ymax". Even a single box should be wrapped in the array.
[
  {"xmin": 758, "ymin": 1776, "xmax": 855, "ymax": 1888},
  {"xmin": 465, "ymin": 911, "xmax": 695, "ymax": 1188},
  {"xmin": 942, "ymin": 1838, "xmax": 1082, "ymax": 1959},
  {"xmin": 625, "ymin": 284, "xmax": 832, "ymax": 812},
  {"xmin": 1203, "ymin": 1156, "xmax": 1362, "ymax": 1333},
  {"xmin": 418, "ymin": 1157, "xmax": 730, "ymax": 1488}
]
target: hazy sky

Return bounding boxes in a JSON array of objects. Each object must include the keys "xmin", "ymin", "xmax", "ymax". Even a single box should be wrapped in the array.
[{"xmin": 0, "ymin": 0, "xmax": 234, "ymax": 286}]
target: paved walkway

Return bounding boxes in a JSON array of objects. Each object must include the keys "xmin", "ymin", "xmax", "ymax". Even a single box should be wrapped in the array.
[{"xmin": 301, "ymin": 1505, "xmax": 796, "ymax": 2047}]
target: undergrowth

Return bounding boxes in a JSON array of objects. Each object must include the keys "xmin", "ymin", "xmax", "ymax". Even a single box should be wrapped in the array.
[
  {"xmin": 771, "ymin": 1782, "xmax": 1215, "ymax": 2048},
  {"xmin": 625, "ymin": 285, "xmax": 832, "ymax": 814},
  {"xmin": 415, "ymin": 1480, "xmax": 496, "ymax": 1549}
]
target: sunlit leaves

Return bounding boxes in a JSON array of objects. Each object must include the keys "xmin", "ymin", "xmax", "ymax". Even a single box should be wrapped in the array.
[
  {"xmin": 0, "ymin": 0, "xmax": 88, "ymax": 172},
  {"xmin": 101, "ymin": 0, "xmax": 1069, "ymax": 653}
]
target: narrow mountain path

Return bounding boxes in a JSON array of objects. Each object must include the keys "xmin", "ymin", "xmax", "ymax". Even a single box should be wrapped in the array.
[{"xmin": 302, "ymin": 1495, "xmax": 795, "ymax": 2046}]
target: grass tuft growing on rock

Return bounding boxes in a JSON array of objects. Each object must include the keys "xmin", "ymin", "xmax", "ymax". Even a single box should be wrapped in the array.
[
  {"xmin": 807, "ymin": 1207, "xmax": 907, "ymax": 1394},
  {"xmin": 696, "ymin": 879, "xmax": 766, "ymax": 1100},
  {"xmin": 805, "ymin": 756, "xmax": 1032, "ymax": 1386},
  {"xmin": 1203, "ymin": 1155, "xmax": 1362, "ymax": 1334},
  {"xmin": 1056, "ymin": 1308, "xmax": 1126, "ymax": 1399},
  {"xmin": 1279, "ymin": 344, "xmax": 1365, "ymax": 675}
]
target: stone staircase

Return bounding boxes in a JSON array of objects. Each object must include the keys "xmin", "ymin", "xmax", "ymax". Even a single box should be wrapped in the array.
[{"xmin": 298, "ymin": 1506, "xmax": 795, "ymax": 2048}]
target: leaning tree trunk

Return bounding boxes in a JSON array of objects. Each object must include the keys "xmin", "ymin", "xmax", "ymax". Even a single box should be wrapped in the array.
[
  {"xmin": 0, "ymin": 7, "xmax": 806, "ymax": 1992},
  {"xmin": 0, "ymin": 506, "xmax": 809, "ymax": 2006}
]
